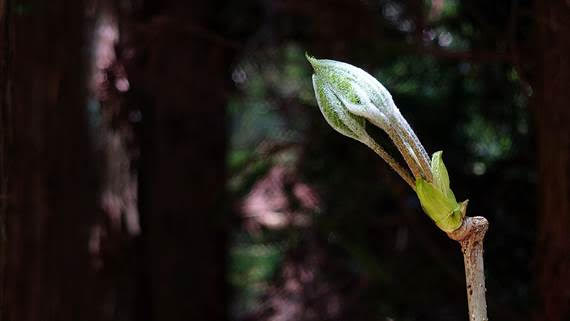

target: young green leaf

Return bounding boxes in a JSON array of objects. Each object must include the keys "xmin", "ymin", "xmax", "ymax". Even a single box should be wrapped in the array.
[
  {"xmin": 416, "ymin": 178, "xmax": 463, "ymax": 232},
  {"xmin": 431, "ymin": 151, "xmax": 456, "ymax": 202}
]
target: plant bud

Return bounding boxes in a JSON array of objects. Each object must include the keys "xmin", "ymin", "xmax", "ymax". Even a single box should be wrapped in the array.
[
  {"xmin": 306, "ymin": 54, "xmax": 395, "ymax": 131},
  {"xmin": 311, "ymin": 73, "xmax": 370, "ymax": 143},
  {"xmin": 307, "ymin": 54, "xmax": 467, "ymax": 230}
]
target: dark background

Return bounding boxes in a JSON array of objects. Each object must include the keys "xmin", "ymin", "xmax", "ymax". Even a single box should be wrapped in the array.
[{"xmin": 0, "ymin": 0, "xmax": 568, "ymax": 320}]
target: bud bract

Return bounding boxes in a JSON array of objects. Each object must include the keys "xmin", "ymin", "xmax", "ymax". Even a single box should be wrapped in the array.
[{"xmin": 415, "ymin": 151, "xmax": 467, "ymax": 232}]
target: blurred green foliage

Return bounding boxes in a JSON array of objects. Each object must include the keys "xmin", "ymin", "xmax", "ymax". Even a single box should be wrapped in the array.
[{"xmin": 226, "ymin": 1, "xmax": 535, "ymax": 320}]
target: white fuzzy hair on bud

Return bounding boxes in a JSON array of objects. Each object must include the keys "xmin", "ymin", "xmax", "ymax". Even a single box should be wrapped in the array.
[{"xmin": 307, "ymin": 54, "xmax": 434, "ymax": 185}]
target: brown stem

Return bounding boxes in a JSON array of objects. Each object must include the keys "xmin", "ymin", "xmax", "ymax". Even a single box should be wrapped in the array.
[{"xmin": 448, "ymin": 216, "xmax": 489, "ymax": 321}]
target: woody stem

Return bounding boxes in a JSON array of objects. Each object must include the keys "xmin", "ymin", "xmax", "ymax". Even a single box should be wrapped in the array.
[{"xmin": 447, "ymin": 216, "xmax": 489, "ymax": 321}]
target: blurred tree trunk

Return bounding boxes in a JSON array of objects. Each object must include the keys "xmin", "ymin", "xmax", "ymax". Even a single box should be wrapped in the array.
[
  {"xmin": 533, "ymin": 1, "xmax": 570, "ymax": 320},
  {"xmin": 119, "ymin": 1, "xmax": 231, "ymax": 320},
  {"xmin": 0, "ymin": 0, "xmax": 10, "ymax": 316},
  {"xmin": 0, "ymin": 1, "xmax": 101, "ymax": 320}
]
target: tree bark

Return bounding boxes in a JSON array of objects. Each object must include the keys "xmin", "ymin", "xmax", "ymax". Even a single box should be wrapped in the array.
[
  {"xmin": 0, "ymin": 0, "xmax": 11, "ymax": 317},
  {"xmin": 1, "ymin": 1, "xmax": 101, "ymax": 320},
  {"xmin": 533, "ymin": 1, "xmax": 570, "ymax": 320},
  {"xmin": 119, "ymin": 1, "xmax": 232, "ymax": 320}
]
